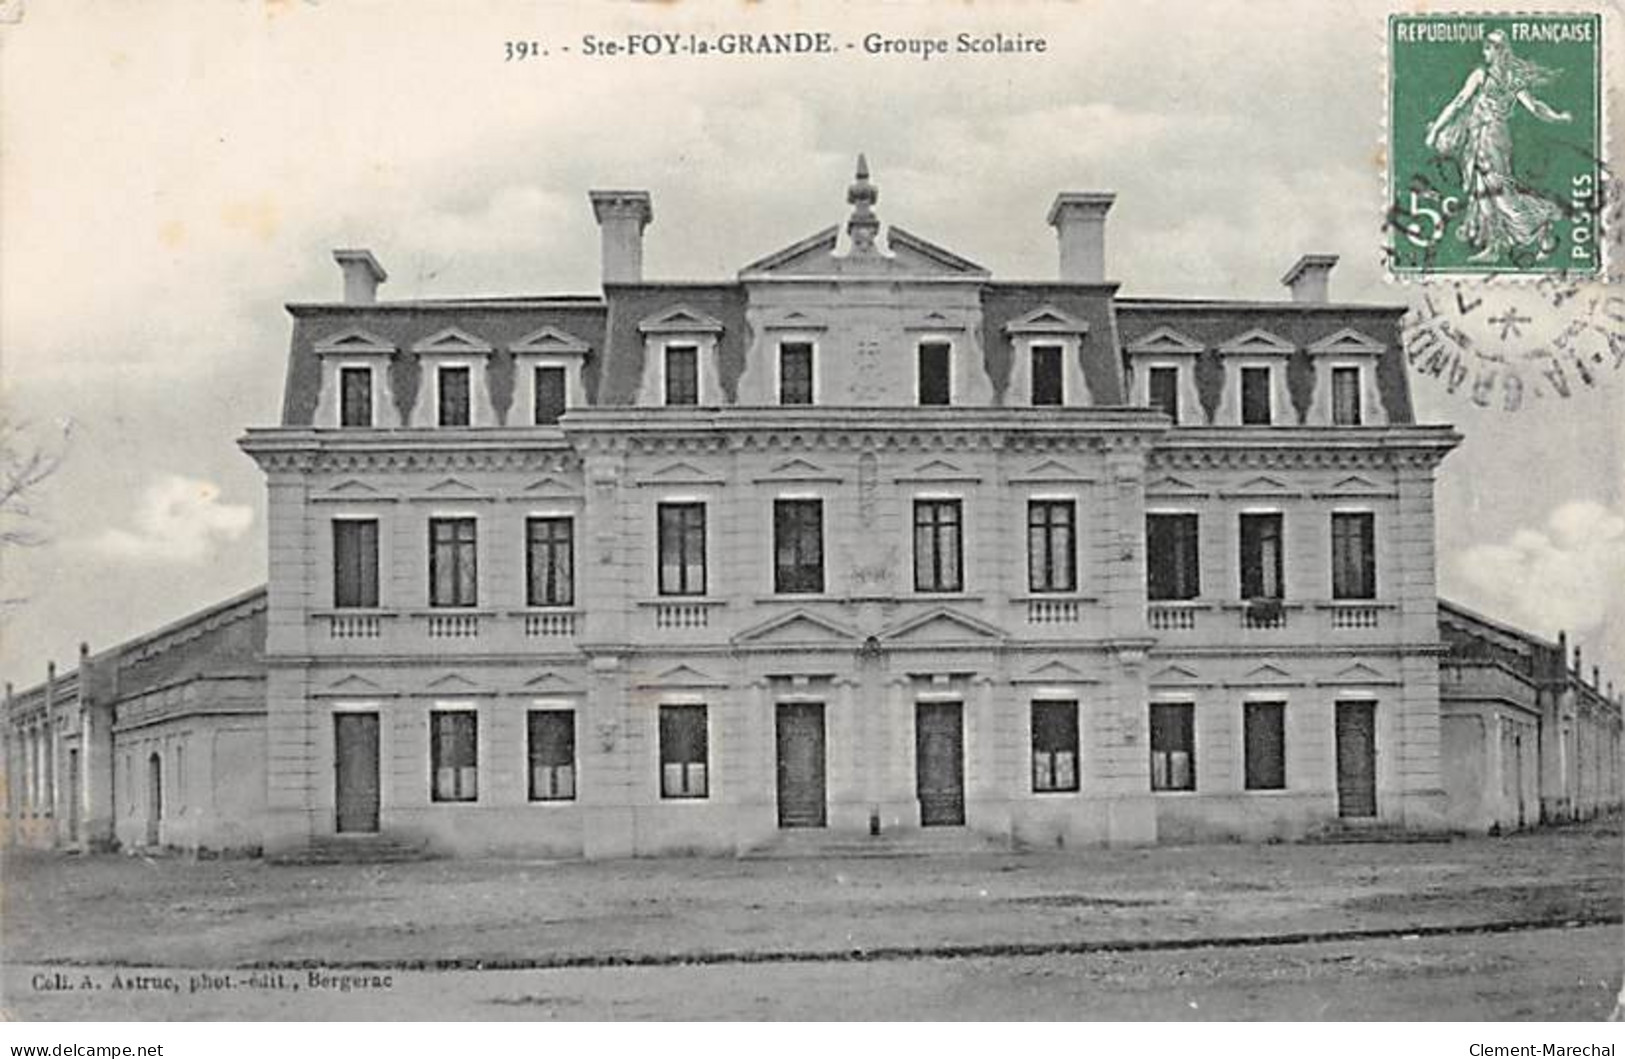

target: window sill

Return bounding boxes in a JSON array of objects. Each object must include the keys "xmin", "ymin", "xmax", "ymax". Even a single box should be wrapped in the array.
[
  {"xmin": 1150, "ymin": 788, "xmax": 1199, "ymax": 796},
  {"xmin": 659, "ymin": 795, "xmax": 711, "ymax": 803},
  {"xmin": 1031, "ymin": 787, "xmax": 1082, "ymax": 796},
  {"xmin": 526, "ymin": 798, "xmax": 578, "ymax": 806}
]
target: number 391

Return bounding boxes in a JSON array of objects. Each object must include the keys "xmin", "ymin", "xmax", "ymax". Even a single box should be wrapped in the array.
[{"xmin": 505, "ymin": 40, "xmax": 542, "ymax": 60}]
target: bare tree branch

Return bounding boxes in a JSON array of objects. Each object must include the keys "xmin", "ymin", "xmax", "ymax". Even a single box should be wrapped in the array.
[{"xmin": 0, "ymin": 413, "xmax": 73, "ymax": 549}]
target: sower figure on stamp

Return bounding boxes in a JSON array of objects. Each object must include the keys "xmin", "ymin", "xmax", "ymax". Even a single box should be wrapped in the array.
[{"xmin": 1424, "ymin": 29, "xmax": 1573, "ymax": 263}]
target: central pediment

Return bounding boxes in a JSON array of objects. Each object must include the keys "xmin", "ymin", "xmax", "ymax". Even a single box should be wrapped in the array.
[{"xmin": 738, "ymin": 225, "xmax": 989, "ymax": 279}]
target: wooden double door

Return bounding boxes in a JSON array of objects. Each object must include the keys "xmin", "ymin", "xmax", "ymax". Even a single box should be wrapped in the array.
[
  {"xmin": 916, "ymin": 702, "xmax": 965, "ymax": 827},
  {"xmin": 1335, "ymin": 702, "xmax": 1377, "ymax": 818},
  {"xmin": 334, "ymin": 712, "xmax": 381, "ymax": 834},
  {"xmin": 776, "ymin": 703, "xmax": 827, "ymax": 828}
]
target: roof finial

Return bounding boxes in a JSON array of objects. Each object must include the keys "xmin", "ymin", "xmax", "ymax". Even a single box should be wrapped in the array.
[{"xmin": 846, "ymin": 153, "xmax": 880, "ymax": 253}]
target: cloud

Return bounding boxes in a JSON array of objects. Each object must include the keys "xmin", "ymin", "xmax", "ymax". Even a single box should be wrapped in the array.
[
  {"xmin": 89, "ymin": 475, "xmax": 254, "ymax": 563},
  {"xmin": 1456, "ymin": 501, "xmax": 1625, "ymax": 638}
]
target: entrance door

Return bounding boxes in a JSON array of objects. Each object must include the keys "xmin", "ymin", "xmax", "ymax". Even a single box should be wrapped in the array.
[
  {"xmin": 334, "ymin": 713, "xmax": 381, "ymax": 834},
  {"xmin": 145, "ymin": 752, "xmax": 162, "ymax": 846},
  {"xmin": 1335, "ymin": 702, "xmax": 1377, "ymax": 818},
  {"xmin": 915, "ymin": 702, "xmax": 965, "ymax": 827},
  {"xmin": 775, "ymin": 703, "xmax": 827, "ymax": 828},
  {"xmin": 66, "ymin": 749, "xmax": 80, "ymax": 843}
]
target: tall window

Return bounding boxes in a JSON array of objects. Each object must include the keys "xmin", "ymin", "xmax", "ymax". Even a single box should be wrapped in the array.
[
  {"xmin": 1240, "ymin": 366, "xmax": 1272, "ymax": 425},
  {"xmin": 1146, "ymin": 514, "xmax": 1200, "ymax": 601},
  {"xmin": 1031, "ymin": 345, "xmax": 1064, "ymax": 406},
  {"xmin": 332, "ymin": 519, "xmax": 379, "ymax": 608},
  {"xmin": 659, "ymin": 704, "xmax": 708, "ymax": 799},
  {"xmin": 429, "ymin": 518, "xmax": 478, "ymax": 607},
  {"xmin": 1149, "ymin": 703, "xmax": 1195, "ymax": 791},
  {"xmin": 534, "ymin": 366, "xmax": 567, "ymax": 425},
  {"xmin": 779, "ymin": 342, "xmax": 814, "ymax": 406},
  {"xmin": 1147, "ymin": 366, "xmax": 1179, "ymax": 421},
  {"xmin": 527, "ymin": 710, "xmax": 575, "ymax": 801},
  {"xmin": 1244, "ymin": 702, "xmax": 1286, "ymax": 790},
  {"xmin": 526, "ymin": 517, "xmax": 574, "ymax": 607},
  {"xmin": 438, "ymin": 366, "xmax": 471, "ymax": 427},
  {"xmin": 918, "ymin": 342, "xmax": 951, "ymax": 406},
  {"xmin": 664, "ymin": 345, "xmax": 699, "ymax": 406},
  {"xmin": 1331, "ymin": 512, "xmax": 1376, "ymax": 600},
  {"xmin": 1031, "ymin": 701, "xmax": 1079, "ymax": 793},
  {"xmin": 1027, "ymin": 500, "xmax": 1076, "ymax": 593},
  {"xmin": 913, "ymin": 499, "xmax": 963, "ymax": 592},
  {"xmin": 657, "ymin": 503, "xmax": 706, "ymax": 596},
  {"xmin": 1239, "ymin": 513, "xmax": 1284, "ymax": 600},
  {"xmin": 1331, "ymin": 367, "xmax": 1362, "ymax": 426},
  {"xmin": 339, "ymin": 367, "xmax": 373, "ymax": 428},
  {"xmin": 430, "ymin": 711, "xmax": 477, "ymax": 802},
  {"xmin": 773, "ymin": 499, "xmax": 824, "ymax": 594}
]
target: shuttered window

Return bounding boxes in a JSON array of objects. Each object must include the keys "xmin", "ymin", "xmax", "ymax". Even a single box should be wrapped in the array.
[
  {"xmin": 659, "ymin": 704, "xmax": 708, "ymax": 799},
  {"xmin": 1031, "ymin": 701, "xmax": 1080, "ymax": 793},
  {"xmin": 332, "ymin": 519, "xmax": 379, "ymax": 609},
  {"xmin": 430, "ymin": 711, "xmax": 477, "ymax": 802},
  {"xmin": 528, "ymin": 711, "xmax": 576, "ymax": 802},
  {"xmin": 1244, "ymin": 702, "xmax": 1286, "ymax": 790}
]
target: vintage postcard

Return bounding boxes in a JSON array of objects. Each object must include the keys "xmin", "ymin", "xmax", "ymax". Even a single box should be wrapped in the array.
[{"xmin": 0, "ymin": 0, "xmax": 1620, "ymax": 1037}]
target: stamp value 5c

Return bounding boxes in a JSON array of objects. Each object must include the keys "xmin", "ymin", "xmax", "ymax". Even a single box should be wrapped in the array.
[{"xmin": 1388, "ymin": 13, "xmax": 1603, "ymax": 276}]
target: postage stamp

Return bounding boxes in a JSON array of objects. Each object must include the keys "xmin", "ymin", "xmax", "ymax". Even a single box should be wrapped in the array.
[{"xmin": 1388, "ymin": 12, "xmax": 1603, "ymax": 276}]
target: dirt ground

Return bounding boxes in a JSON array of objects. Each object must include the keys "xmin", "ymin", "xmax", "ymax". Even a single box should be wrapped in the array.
[{"xmin": 2, "ymin": 818, "xmax": 1621, "ymax": 1019}]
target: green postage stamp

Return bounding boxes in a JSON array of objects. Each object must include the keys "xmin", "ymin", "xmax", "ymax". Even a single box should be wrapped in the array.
[{"xmin": 1389, "ymin": 13, "xmax": 1603, "ymax": 275}]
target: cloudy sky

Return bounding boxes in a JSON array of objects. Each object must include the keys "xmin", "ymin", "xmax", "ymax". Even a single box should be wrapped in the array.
[{"xmin": 1, "ymin": 0, "xmax": 1621, "ymax": 691}]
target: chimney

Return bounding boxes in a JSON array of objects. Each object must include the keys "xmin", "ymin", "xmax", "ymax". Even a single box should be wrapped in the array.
[
  {"xmin": 1048, "ymin": 192, "xmax": 1115, "ymax": 283},
  {"xmin": 1281, "ymin": 254, "xmax": 1338, "ymax": 303},
  {"xmin": 589, "ymin": 190, "xmax": 654, "ymax": 285},
  {"xmin": 333, "ymin": 249, "xmax": 388, "ymax": 304}
]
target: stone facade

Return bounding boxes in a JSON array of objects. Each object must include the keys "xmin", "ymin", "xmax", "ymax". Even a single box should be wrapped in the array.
[
  {"xmin": 9, "ymin": 161, "xmax": 1615, "ymax": 859},
  {"xmin": 1439, "ymin": 601, "xmax": 1624, "ymax": 833},
  {"xmin": 3, "ymin": 588, "xmax": 267, "ymax": 854}
]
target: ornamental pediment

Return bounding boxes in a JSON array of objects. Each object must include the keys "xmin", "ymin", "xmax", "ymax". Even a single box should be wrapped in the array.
[
  {"xmin": 879, "ymin": 607, "xmax": 1005, "ymax": 645},
  {"xmin": 1322, "ymin": 662, "xmax": 1398, "ymax": 686},
  {"xmin": 1150, "ymin": 663, "xmax": 1206, "ymax": 686},
  {"xmin": 733, "ymin": 609, "xmax": 861, "ymax": 647},
  {"xmin": 1314, "ymin": 474, "xmax": 1394, "ymax": 499},
  {"xmin": 1307, "ymin": 328, "xmax": 1385, "ymax": 356},
  {"xmin": 516, "ymin": 671, "xmax": 587, "ymax": 696},
  {"xmin": 637, "ymin": 304, "xmax": 725, "ymax": 335},
  {"xmin": 1008, "ymin": 457, "xmax": 1093, "ymax": 484},
  {"xmin": 896, "ymin": 458, "xmax": 978, "ymax": 483},
  {"xmin": 756, "ymin": 457, "xmax": 841, "ymax": 483},
  {"xmin": 1223, "ymin": 475, "xmax": 1302, "ymax": 498},
  {"xmin": 311, "ymin": 478, "xmax": 393, "ymax": 503},
  {"xmin": 1229, "ymin": 663, "xmax": 1301, "ymax": 687},
  {"xmin": 516, "ymin": 475, "xmax": 583, "ymax": 498},
  {"xmin": 1145, "ymin": 474, "xmax": 1209, "ymax": 497},
  {"xmin": 758, "ymin": 309, "xmax": 827, "ymax": 332},
  {"xmin": 1126, "ymin": 326, "xmax": 1204, "ymax": 355},
  {"xmin": 1218, "ymin": 328, "xmax": 1295, "ymax": 356},
  {"xmin": 425, "ymin": 672, "xmax": 484, "ymax": 693},
  {"xmin": 315, "ymin": 673, "xmax": 392, "ymax": 697},
  {"xmin": 1014, "ymin": 659, "xmax": 1096, "ymax": 685},
  {"xmin": 314, "ymin": 327, "xmax": 396, "ymax": 356},
  {"xmin": 638, "ymin": 663, "xmax": 727, "ymax": 689},
  {"xmin": 413, "ymin": 327, "xmax": 494, "ymax": 355},
  {"xmin": 511, "ymin": 325, "xmax": 590, "ymax": 355},
  {"xmin": 1003, "ymin": 304, "xmax": 1091, "ymax": 335},
  {"xmin": 635, "ymin": 460, "xmax": 726, "ymax": 486}
]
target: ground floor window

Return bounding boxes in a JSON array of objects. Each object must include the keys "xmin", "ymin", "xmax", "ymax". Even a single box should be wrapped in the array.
[
  {"xmin": 1150, "ymin": 703, "xmax": 1195, "ymax": 791},
  {"xmin": 1244, "ymin": 702, "xmax": 1286, "ymax": 790},
  {"xmin": 431, "ymin": 711, "xmax": 478, "ymax": 802},
  {"xmin": 1031, "ymin": 700, "xmax": 1079, "ymax": 792},
  {"xmin": 659, "ymin": 704, "xmax": 708, "ymax": 799},
  {"xmin": 528, "ymin": 710, "xmax": 576, "ymax": 801}
]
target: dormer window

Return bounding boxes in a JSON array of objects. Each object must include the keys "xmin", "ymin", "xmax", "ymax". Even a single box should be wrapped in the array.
[
  {"xmin": 339, "ymin": 366, "xmax": 373, "ymax": 428},
  {"xmin": 1240, "ymin": 367, "xmax": 1273, "ymax": 426},
  {"xmin": 1030, "ymin": 345, "xmax": 1064, "ymax": 406},
  {"xmin": 411, "ymin": 327, "xmax": 494, "ymax": 428},
  {"xmin": 438, "ymin": 366, "xmax": 471, "ymax": 427},
  {"xmin": 779, "ymin": 341, "xmax": 814, "ymax": 406},
  {"xmin": 1332, "ymin": 367, "xmax": 1363, "ymax": 426},
  {"xmin": 918, "ymin": 342, "xmax": 951, "ymax": 406},
  {"xmin": 511, "ymin": 325, "xmax": 589, "ymax": 427},
  {"xmin": 665, "ymin": 345, "xmax": 699, "ymax": 406},
  {"xmin": 1147, "ymin": 367, "xmax": 1179, "ymax": 421},
  {"xmin": 534, "ymin": 366, "xmax": 567, "ymax": 425}
]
